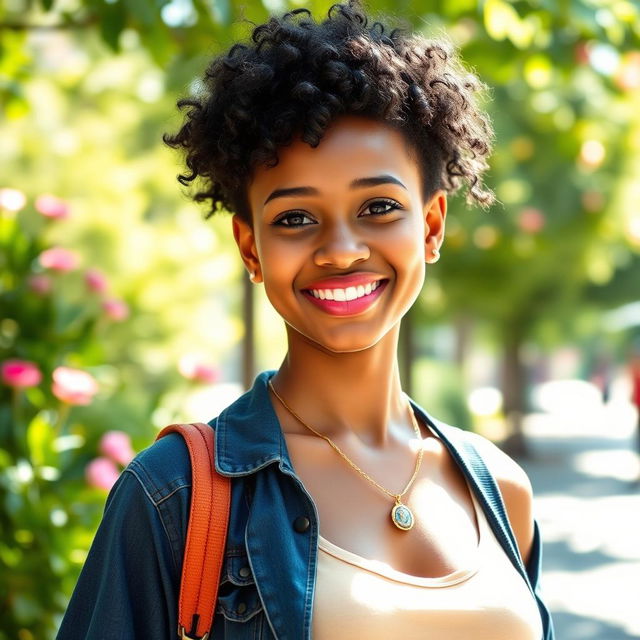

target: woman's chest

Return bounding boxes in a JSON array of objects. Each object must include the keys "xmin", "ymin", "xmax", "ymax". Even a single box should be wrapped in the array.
[{"xmin": 283, "ymin": 431, "xmax": 481, "ymax": 580}]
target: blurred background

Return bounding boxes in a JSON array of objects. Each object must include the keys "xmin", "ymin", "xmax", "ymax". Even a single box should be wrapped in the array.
[{"xmin": 1, "ymin": 0, "xmax": 639, "ymax": 638}]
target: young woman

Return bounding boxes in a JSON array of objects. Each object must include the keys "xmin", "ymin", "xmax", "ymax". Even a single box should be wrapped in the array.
[{"xmin": 57, "ymin": 1, "xmax": 554, "ymax": 638}]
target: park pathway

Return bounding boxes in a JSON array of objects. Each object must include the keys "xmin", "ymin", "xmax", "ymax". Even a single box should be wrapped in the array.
[{"xmin": 515, "ymin": 401, "xmax": 640, "ymax": 639}]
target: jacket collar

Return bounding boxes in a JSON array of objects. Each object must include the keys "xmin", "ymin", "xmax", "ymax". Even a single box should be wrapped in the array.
[
  {"xmin": 211, "ymin": 370, "xmax": 296, "ymax": 476},
  {"xmin": 210, "ymin": 368, "xmax": 452, "ymax": 477}
]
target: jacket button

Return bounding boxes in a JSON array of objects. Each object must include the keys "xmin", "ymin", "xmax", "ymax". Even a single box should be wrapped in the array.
[
  {"xmin": 238, "ymin": 566, "xmax": 251, "ymax": 578},
  {"xmin": 293, "ymin": 516, "xmax": 310, "ymax": 533},
  {"xmin": 237, "ymin": 602, "xmax": 247, "ymax": 615}
]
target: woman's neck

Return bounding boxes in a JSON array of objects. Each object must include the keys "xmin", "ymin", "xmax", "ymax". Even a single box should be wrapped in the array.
[{"xmin": 271, "ymin": 323, "xmax": 411, "ymax": 448}]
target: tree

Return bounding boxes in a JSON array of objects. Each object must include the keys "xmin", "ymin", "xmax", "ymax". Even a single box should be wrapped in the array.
[{"xmin": 5, "ymin": 1, "xmax": 639, "ymax": 455}]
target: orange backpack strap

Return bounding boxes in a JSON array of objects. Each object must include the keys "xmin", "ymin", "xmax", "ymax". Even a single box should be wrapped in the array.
[{"xmin": 156, "ymin": 422, "xmax": 231, "ymax": 640}]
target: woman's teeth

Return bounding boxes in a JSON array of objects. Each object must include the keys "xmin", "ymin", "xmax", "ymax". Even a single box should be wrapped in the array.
[{"xmin": 309, "ymin": 280, "xmax": 381, "ymax": 301}]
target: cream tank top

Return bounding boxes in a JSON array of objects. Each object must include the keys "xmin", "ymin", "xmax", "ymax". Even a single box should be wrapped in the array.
[{"xmin": 312, "ymin": 486, "xmax": 543, "ymax": 639}]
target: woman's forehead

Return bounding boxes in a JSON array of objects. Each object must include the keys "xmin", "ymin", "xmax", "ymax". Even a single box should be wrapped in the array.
[{"xmin": 248, "ymin": 115, "xmax": 421, "ymax": 202}]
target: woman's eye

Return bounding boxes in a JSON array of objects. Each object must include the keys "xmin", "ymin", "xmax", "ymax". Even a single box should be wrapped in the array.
[
  {"xmin": 273, "ymin": 212, "xmax": 315, "ymax": 227},
  {"xmin": 362, "ymin": 199, "xmax": 403, "ymax": 216}
]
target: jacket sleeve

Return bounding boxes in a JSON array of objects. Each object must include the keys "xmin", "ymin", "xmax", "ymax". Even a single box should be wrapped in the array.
[
  {"xmin": 526, "ymin": 519, "xmax": 555, "ymax": 640},
  {"xmin": 56, "ymin": 467, "xmax": 180, "ymax": 640}
]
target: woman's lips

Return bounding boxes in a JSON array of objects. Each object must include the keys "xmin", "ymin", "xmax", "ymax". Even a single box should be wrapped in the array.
[{"xmin": 301, "ymin": 280, "xmax": 389, "ymax": 316}]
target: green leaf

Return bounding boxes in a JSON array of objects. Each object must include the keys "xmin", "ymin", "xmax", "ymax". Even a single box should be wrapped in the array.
[
  {"xmin": 124, "ymin": 0, "xmax": 156, "ymax": 26},
  {"xmin": 26, "ymin": 412, "xmax": 57, "ymax": 467},
  {"xmin": 98, "ymin": 2, "xmax": 127, "ymax": 52},
  {"xmin": 138, "ymin": 24, "xmax": 176, "ymax": 67},
  {"xmin": 0, "ymin": 447, "xmax": 12, "ymax": 469},
  {"xmin": 23, "ymin": 386, "xmax": 46, "ymax": 408}
]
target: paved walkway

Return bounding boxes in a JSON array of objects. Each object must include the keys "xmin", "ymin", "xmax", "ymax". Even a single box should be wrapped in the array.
[{"xmin": 515, "ymin": 402, "xmax": 640, "ymax": 639}]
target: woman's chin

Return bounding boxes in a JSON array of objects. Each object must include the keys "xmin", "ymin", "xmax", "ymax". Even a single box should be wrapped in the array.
[{"xmin": 288, "ymin": 323, "xmax": 392, "ymax": 355}]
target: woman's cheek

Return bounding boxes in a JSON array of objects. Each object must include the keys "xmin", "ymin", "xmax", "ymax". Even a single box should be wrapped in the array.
[{"xmin": 259, "ymin": 245, "xmax": 304, "ymax": 312}]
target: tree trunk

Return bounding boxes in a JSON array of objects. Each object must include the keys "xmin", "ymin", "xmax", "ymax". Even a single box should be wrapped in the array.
[
  {"xmin": 399, "ymin": 309, "xmax": 414, "ymax": 396},
  {"xmin": 453, "ymin": 313, "xmax": 473, "ymax": 381},
  {"xmin": 501, "ymin": 324, "xmax": 530, "ymax": 458}
]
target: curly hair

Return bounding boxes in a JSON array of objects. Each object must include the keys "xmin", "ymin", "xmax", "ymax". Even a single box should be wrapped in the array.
[{"xmin": 163, "ymin": 0, "xmax": 495, "ymax": 224}]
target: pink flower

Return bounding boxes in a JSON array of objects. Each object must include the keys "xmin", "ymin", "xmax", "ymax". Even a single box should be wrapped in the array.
[
  {"xmin": 518, "ymin": 208, "xmax": 546, "ymax": 234},
  {"xmin": 27, "ymin": 274, "xmax": 53, "ymax": 295},
  {"xmin": 85, "ymin": 457, "xmax": 120, "ymax": 491},
  {"xmin": 0, "ymin": 188, "xmax": 27, "ymax": 212},
  {"xmin": 101, "ymin": 298, "xmax": 129, "ymax": 321},
  {"xmin": 1, "ymin": 359, "xmax": 42, "ymax": 389},
  {"xmin": 99, "ymin": 430, "xmax": 135, "ymax": 466},
  {"xmin": 178, "ymin": 354, "xmax": 220, "ymax": 384},
  {"xmin": 85, "ymin": 268, "xmax": 109, "ymax": 294},
  {"xmin": 35, "ymin": 194, "xmax": 70, "ymax": 220},
  {"xmin": 52, "ymin": 366, "xmax": 99, "ymax": 405},
  {"xmin": 38, "ymin": 247, "xmax": 80, "ymax": 272}
]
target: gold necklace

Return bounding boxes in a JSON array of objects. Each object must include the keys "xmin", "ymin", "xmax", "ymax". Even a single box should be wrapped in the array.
[{"xmin": 268, "ymin": 378, "xmax": 424, "ymax": 531}]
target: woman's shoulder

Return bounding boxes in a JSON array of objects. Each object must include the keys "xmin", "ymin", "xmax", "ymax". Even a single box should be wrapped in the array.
[
  {"xmin": 431, "ymin": 421, "xmax": 535, "ymax": 565},
  {"xmin": 125, "ymin": 426, "xmax": 208, "ymax": 504},
  {"xmin": 432, "ymin": 421, "xmax": 533, "ymax": 494},
  {"xmin": 464, "ymin": 429, "xmax": 534, "ymax": 493},
  {"xmin": 463, "ymin": 428, "xmax": 536, "ymax": 566}
]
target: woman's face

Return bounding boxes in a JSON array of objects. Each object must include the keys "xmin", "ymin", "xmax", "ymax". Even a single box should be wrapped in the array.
[{"xmin": 234, "ymin": 114, "xmax": 446, "ymax": 353}]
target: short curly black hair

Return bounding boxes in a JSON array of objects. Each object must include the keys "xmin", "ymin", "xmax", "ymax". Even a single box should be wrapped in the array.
[{"xmin": 163, "ymin": 0, "xmax": 495, "ymax": 224}]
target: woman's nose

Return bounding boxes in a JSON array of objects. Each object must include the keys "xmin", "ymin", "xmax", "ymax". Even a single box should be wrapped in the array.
[{"xmin": 313, "ymin": 222, "xmax": 370, "ymax": 269}]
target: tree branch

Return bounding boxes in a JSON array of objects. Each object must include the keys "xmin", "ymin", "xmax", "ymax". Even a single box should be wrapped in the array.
[{"xmin": 0, "ymin": 15, "xmax": 98, "ymax": 31}]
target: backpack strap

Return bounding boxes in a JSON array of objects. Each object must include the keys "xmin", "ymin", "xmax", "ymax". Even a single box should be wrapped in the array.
[
  {"xmin": 453, "ymin": 433, "xmax": 526, "ymax": 574},
  {"xmin": 156, "ymin": 422, "xmax": 231, "ymax": 640},
  {"xmin": 431, "ymin": 422, "xmax": 530, "ymax": 581}
]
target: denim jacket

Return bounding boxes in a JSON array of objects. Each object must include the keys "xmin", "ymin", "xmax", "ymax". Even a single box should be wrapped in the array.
[{"xmin": 57, "ymin": 370, "xmax": 554, "ymax": 639}]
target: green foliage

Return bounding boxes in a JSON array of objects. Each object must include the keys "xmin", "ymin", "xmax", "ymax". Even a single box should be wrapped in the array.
[
  {"xmin": 0, "ymin": 205, "xmax": 117, "ymax": 638},
  {"xmin": 406, "ymin": 1, "xmax": 640, "ymax": 353},
  {"xmin": 0, "ymin": 187, "xmax": 238, "ymax": 637},
  {"xmin": 412, "ymin": 357, "xmax": 473, "ymax": 431}
]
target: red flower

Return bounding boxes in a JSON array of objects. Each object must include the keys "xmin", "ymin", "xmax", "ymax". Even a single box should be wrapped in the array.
[{"xmin": 1, "ymin": 359, "xmax": 42, "ymax": 389}]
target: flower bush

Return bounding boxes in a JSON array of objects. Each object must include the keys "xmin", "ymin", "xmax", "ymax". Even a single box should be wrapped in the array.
[
  {"xmin": 0, "ymin": 190, "xmax": 147, "ymax": 639},
  {"xmin": 0, "ymin": 185, "xmax": 226, "ymax": 639}
]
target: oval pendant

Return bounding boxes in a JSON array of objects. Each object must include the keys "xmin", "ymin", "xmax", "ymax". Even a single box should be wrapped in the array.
[{"xmin": 391, "ymin": 502, "xmax": 414, "ymax": 530}]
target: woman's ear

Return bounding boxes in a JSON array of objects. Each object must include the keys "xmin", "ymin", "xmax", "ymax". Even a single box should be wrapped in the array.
[
  {"xmin": 423, "ymin": 191, "xmax": 447, "ymax": 264},
  {"xmin": 232, "ymin": 214, "xmax": 263, "ymax": 283}
]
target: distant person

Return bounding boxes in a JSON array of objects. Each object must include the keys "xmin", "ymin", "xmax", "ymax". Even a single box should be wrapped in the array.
[
  {"xmin": 629, "ymin": 351, "xmax": 640, "ymax": 456},
  {"xmin": 56, "ymin": 2, "xmax": 554, "ymax": 638},
  {"xmin": 591, "ymin": 351, "xmax": 612, "ymax": 404}
]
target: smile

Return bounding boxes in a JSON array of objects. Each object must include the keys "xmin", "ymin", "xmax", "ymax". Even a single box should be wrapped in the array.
[
  {"xmin": 301, "ymin": 279, "xmax": 388, "ymax": 316},
  {"xmin": 309, "ymin": 279, "xmax": 381, "ymax": 301}
]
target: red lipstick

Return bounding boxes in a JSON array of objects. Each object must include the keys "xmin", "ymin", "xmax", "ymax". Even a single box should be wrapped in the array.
[{"xmin": 301, "ymin": 277, "xmax": 389, "ymax": 317}]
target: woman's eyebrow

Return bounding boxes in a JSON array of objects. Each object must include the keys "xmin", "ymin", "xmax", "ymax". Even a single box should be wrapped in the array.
[{"xmin": 263, "ymin": 174, "xmax": 407, "ymax": 206}]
